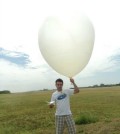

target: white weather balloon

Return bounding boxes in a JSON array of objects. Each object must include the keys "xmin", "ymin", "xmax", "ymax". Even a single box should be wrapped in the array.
[{"xmin": 38, "ymin": 13, "xmax": 95, "ymax": 77}]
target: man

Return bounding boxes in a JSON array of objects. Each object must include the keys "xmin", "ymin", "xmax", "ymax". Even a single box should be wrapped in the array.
[{"xmin": 49, "ymin": 78, "xmax": 79, "ymax": 134}]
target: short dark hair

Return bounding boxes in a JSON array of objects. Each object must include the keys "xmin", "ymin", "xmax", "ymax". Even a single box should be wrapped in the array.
[{"xmin": 55, "ymin": 78, "xmax": 63, "ymax": 84}]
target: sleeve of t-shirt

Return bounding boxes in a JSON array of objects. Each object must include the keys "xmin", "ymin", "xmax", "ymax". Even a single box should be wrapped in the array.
[
  {"xmin": 66, "ymin": 89, "xmax": 74, "ymax": 96},
  {"xmin": 51, "ymin": 93, "xmax": 55, "ymax": 102}
]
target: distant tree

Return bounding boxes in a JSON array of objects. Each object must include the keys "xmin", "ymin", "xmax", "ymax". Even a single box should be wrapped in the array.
[
  {"xmin": 100, "ymin": 83, "xmax": 105, "ymax": 87},
  {"xmin": 0, "ymin": 90, "xmax": 11, "ymax": 94},
  {"xmin": 115, "ymin": 83, "xmax": 120, "ymax": 86},
  {"xmin": 43, "ymin": 89, "xmax": 48, "ymax": 91},
  {"xmin": 93, "ymin": 85, "xmax": 99, "ymax": 88}
]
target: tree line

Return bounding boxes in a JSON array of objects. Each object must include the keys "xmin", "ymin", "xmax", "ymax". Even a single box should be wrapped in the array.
[
  {"xmin": 0, "ymin": 83, "xmax": 120, "ymax": 94},
  {"xmin": 87, "ymin": 83, "xmax": 120, "ymax": 88}
]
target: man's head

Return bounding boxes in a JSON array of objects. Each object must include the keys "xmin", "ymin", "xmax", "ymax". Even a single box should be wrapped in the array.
[{"xmin": 55, "ymin": 78, "xmax": 63, "ymax": 91}]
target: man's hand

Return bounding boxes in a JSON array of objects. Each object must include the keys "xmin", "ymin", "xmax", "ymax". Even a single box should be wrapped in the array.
[
  {"xmin": 49, "ymin": 104, "xmax": 54, "ymax": 108},
  {"xmin": 48, "ymin": 101, "xmax": 55, "ymax": 108}
]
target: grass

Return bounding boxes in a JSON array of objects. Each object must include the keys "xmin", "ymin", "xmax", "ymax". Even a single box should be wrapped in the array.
[
  {"xmin": 75, "ymin": 112, "xmax": 99, "ymax": 125},
  {"xmin": 0, "ymin": 86, "xmax": 120, "ymax": 134}
]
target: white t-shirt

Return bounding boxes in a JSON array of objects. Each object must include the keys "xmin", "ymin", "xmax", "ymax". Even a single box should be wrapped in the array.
[{"xmin": 51, "ymin": 89, "xmax": 74, "ymax": 115}]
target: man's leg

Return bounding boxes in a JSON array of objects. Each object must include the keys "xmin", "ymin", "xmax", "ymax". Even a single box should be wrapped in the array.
[
  {"xmin": 55, "ymin": 115, "xmax": 65, "ymax": 134},
  {"xmin": 65, "ymin": 115, "xmax": 76, "ymax": 134}
]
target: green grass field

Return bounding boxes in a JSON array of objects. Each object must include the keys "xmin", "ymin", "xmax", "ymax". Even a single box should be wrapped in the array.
[{"xmin": 0, "ymin": 86, "xmax": 120, "ymax": 134}]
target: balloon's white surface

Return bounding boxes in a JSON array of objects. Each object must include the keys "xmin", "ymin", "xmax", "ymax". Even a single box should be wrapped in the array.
[{"xmin": 38, "ymin": 14, "xmax": 95, "ymax": 77}]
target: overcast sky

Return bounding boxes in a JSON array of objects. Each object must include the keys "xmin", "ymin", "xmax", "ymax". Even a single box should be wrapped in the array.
[{"xmin": 1, "ymin": 0, "xmax": 120, "ymax": 93}]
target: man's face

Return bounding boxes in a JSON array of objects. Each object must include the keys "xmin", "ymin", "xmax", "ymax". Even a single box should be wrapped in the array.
[{"xmin": 56, "ymin": 82, "xmax": 63, "ymax": 91}]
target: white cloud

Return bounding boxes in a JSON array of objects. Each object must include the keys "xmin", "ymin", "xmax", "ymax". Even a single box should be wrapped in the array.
[{"xmin": 0, "ymin": 59, "xmax": 71, "ymax": 92}]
